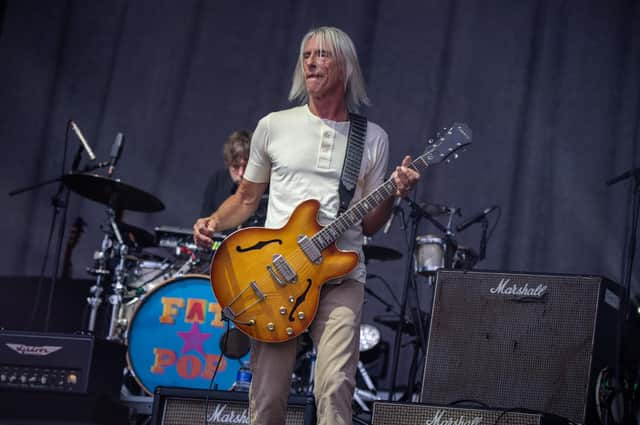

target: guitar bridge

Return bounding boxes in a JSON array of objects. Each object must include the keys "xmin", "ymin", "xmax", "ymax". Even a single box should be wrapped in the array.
[{"xmin": 267, "ymin": 265, "xmax": 286, "ymax": 286}]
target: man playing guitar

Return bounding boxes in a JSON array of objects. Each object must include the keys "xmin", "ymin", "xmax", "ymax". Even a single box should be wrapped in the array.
[{"xmin": 194, "ymin": 26, "xmax": 419, "ymax": 425}]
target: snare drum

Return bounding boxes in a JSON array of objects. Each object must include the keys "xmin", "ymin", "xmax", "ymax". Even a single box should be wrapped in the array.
[
  {"xmin": 126, "ymin": 274, "xmax": 248, "ymax": 394},
  {"xmin": 414, "ymin": 234, "xmax": 446, "ymax": 274}
]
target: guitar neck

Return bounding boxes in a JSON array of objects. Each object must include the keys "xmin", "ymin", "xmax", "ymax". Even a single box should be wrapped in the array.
[
  {"xmin": 310, "ymin": 122, "xmax": 471, "ymax": 251},
  {"xmin": 312, "ymin": 156, "xmax": 430, "ymax": 251}
]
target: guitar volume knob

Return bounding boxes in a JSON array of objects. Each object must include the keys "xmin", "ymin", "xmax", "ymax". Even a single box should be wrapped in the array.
[
  {"xmin": 286, "ymin": 327, "xmax": 294, "ymax": 336},
  {"xmin": 297, "ymin": 311, "xmax": 305, "ymax": 320},
  {"xmin": 279, "ymin": 306, "xmax": 287, "ymax": 315},
  {"xmin": 267, "ymin": 323, "xmax": 275, "ymax": 332}
]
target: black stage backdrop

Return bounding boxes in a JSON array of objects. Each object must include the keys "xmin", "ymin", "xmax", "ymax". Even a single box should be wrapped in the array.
[{"xmin": 1, "ymin": 0, "xmax": 639, "ymax": 390}]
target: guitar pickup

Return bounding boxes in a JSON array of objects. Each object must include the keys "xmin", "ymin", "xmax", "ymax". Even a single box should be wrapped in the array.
[
  {"xmin": 298, "ymin": 235, "xmax": 322, "ymax": 264},
  {"xmin": 272, "ymin": 254, "xmax": 297, "ymax": 283}
]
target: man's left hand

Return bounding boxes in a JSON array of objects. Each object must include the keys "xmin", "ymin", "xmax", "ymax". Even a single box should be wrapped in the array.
[{"xmin": 393, "ymin": 155, "xmax": 420, "ymax": 197}]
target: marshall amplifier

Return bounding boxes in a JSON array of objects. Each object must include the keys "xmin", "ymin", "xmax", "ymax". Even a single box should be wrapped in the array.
[
  {"xmin": 371, "ymin": 401, "xmax": 570, "ymax": 425},
  {"xmin": 421, "ymin": 270, "xmax": 619, "ymax": 425},
  {"xmin": 0, "ymin": 330, "xmax": 125, "ymax": 396},
  {"xmin": 151, "ymin": 386, "xmax": 316, "ymax": 425}
]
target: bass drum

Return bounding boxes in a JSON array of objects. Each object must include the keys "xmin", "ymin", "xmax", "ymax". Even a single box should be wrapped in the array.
[{"xmin": 126, "ymin": 274, "xmax": 249, "ymax": 394}]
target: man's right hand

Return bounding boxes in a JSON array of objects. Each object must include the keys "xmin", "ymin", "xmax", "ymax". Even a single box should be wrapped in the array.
[{"xmin": 193, "ymin": 216, "xmax": 218, "ymax": 249}]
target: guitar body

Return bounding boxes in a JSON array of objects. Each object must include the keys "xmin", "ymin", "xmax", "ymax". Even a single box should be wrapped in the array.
[{"xmin": 210, "ymin": 199, "xmax": 358, "ymax": 343}]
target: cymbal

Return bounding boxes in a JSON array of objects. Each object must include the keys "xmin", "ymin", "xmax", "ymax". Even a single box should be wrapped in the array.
[
  {"xmin": 117, "ymin": 221, "xmax": 156, "ymax": 248},
  {"xmin": 362, "ymin": 244, "xmax": 402, "ymax": 262},
  {"xmin": 63, "ymin": 173, "xmax": 164, "ymax": 212}
]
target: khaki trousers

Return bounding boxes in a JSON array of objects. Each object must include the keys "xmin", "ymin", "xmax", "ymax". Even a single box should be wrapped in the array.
[{"xmin": 248, "ymin": 279, "xmax": 364, "ymax": 425}]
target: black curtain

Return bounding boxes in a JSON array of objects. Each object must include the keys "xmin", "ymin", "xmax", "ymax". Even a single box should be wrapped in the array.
[{"xmin": 1, "ymin": 0, "xmax": 639, "ymax": 389}]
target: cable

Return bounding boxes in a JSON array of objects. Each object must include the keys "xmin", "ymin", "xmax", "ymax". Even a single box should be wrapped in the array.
[
  {"xmin": 203, "ymin": 319, "xmax": 231, "ymax": 425},
  {"xmin": 365, "ymin": 274, "xmax": 401, "ymax": 309},
  {"xmin": 448, "ymin": 399, "xmax": 491, "ymax": 408}
]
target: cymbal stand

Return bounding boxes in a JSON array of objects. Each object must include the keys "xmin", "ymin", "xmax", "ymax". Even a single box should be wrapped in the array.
[
  {"xmin": 105, "ymin": 208, "xmax": 128, "ymax": 341},
  {"xmin": 85, "ymin": 232, "xmax": 112, "ymax": 333},
  {"xmin": 353, "ymin": 360, "xmax": 382, "ymax": 412},
  {"xmin": 388, "ymin": 197, "xmax": 447, "ymax": 401}
]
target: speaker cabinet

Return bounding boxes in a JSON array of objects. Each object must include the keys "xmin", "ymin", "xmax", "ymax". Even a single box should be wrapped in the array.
[
  {"xmin": 151, "ymin": 386, "xmax": 315, "ymax": 425},
  {"xmin": 421, "ymin": 270, "xmax": 619, "ymax": 425},
  {"xmin": 371, "ymin": 401, "xmax": 569, "ymax": 425}
]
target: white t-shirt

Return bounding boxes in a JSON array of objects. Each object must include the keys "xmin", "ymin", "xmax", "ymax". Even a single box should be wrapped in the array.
[{"xmin": 244, "ymin": 105, "xmax": 389, "ymax": 283}]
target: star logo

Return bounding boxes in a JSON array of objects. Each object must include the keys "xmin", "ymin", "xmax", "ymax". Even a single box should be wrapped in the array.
[{"xmin": 177, "ymin": 322, "xmax": 212, "ymax": 356}]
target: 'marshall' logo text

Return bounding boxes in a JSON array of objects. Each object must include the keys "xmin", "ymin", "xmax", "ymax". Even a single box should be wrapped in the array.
[
  {"xmin": 207, "ymin": 404, "xmax": 249, "ymax": 424},
  {"xmin": 425, "ymin": 410, "xmax": 483, "ymax": 425},
  {"xmin": 489, "ymin": 278, "xmax": 547, "ymax": 297}
]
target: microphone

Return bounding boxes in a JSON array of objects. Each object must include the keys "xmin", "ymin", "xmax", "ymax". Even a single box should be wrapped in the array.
[
  {"xmin": 69, "ymin": 121, "xmax": 96, "ymax": 160},
  {"xmin": 456, "ymin": 205, "xmax": 497, "ymax": 232},
  {"xmin": 383, "ymin": 197, "xmax": 403, "ymax": 234},
  {"xmin": 107, "ymin": 132, "xmax": 124, "ymax": 177}
]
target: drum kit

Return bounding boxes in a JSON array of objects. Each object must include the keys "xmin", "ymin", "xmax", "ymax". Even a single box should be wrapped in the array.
[{"xmin": 60, "ymin": 172, "xmax": 249, "ymax": 394}]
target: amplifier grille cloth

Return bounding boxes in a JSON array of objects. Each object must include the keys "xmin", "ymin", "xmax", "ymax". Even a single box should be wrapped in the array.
[
  {"xmin": 373, "ymin": 402, "xmax": 544, "ymax": 425},
  {"xmin": 162, "ymin": 397, "xmax": 306, "ymax": 425}
]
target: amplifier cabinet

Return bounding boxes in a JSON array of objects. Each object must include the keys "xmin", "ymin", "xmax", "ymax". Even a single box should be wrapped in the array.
[
  {"xmin": 151, "ymin": 386, "xmax": 315, "ymax": 425},
  {"xmin": 371, "ymin": 401, "xmax": 569, "ymax": 425},
  {"xmin": 421, "ymin": 270, "xmax": 619, "ymax": 425}
]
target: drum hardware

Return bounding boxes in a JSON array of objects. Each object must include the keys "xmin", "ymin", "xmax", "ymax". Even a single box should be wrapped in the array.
[
  {"xmin": 354, "ymin": 323, "xmax": 384, "ymax": 413},
  {"xmin": 60, "ymin": 172, "xmax": 164, "ymax": 340},
  {"xmin": 155, "ymin": 225, "xmax": 224, "ymax": 249},
  {"xmin": 85, "ymin": 230, "xmax": 115, "ymax": 334}
]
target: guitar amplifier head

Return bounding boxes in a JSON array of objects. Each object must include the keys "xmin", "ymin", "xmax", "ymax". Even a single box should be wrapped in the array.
[
  {"xmin": 420, "ymin": 270, "xmax": 619, "ymax": 425},
  {"xmin": 151, "ymin": 386, "xmax": 315, "ymax": 425},
  {"xmin": 371, "ymin": 401, "xmax": 569, "ymax": 425}
]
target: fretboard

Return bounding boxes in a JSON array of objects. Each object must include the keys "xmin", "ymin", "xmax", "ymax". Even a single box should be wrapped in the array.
[{"xmin": 311, "ymin": 153, "xmax": 433, "ymax": 251}]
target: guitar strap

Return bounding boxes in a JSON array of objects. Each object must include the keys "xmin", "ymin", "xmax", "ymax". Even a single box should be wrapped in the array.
[{"xmin": 338, "ymin": 113, "xmax": 367, "ymax": 215}]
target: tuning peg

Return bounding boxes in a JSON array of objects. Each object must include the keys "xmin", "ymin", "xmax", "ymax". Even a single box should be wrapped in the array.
[{"xmin": 427, "ymin": 138, "xmax": 434, "ymax": 144}]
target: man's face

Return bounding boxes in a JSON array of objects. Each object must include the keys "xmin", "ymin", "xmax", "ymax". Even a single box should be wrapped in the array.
[
  {"xmin": 227, "ymin": 157, "xmax": 247, "ymax": 185},
  {"xmin": 303, "ymin": 35, "xmax": 345, "ymax": 100}
]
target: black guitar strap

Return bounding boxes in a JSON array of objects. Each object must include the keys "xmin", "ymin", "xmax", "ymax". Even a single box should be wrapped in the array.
[{"xmin": 338, "ymin": 113, "xmax": 367, "ymax": 215}]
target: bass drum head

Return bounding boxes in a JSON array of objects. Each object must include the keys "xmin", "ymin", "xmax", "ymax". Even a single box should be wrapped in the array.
[{"xmin": 126, "ymin": 274, "xmax": 248, "ymax": 394}]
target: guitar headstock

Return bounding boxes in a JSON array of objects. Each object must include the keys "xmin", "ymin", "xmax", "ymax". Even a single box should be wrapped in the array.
[{"xmin": 422, "ymin": 122, "xmax": 472, "ymax": 166}]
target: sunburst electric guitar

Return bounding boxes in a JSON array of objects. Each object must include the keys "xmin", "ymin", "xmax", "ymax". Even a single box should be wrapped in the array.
[{"xmin": 210, "ymin": 123, "xmax": 472, "ymax": 342}]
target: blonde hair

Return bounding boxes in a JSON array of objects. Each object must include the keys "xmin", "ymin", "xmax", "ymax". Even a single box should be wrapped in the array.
[{"xmin": 288, "ymin": 26, "xmax": 370, "ymax": 112}]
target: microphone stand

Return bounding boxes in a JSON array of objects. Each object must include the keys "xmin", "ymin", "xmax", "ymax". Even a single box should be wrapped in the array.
[
  {"xmin": 388, "ymin": 197, "xmax": 447, "ymax": 401},
  {"xmin": 479, "ymin": 217, "xmax": 488, "ymax": 261},
  {"xmin": 606, "ymin": 167, "xmax": 640, "ymax": 425},
  {"xmin": 9, "ymin": 159, "xmax": 110, "ymax": 331}
]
